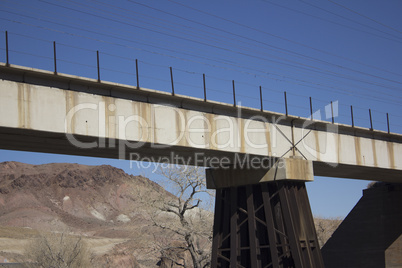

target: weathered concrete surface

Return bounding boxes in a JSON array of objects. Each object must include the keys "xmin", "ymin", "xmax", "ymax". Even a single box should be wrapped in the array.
[
  {"xmin": 321, "ymin": 183, "xmax": 402, "ymax": 268},
  {"xmin": 1, "ymin": 64, "xmax": 402, "ymax": 182},
  {"xmin": 206, "ymin": 157, "xmax": 314, "ymax": 189}
]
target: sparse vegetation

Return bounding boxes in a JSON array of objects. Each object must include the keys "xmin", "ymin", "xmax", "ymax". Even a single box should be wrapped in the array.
[
  {"xmin": 22, "ymin": 232, "xmax": 91, "ymax": 268},
  {"xmin": 314, "ymin": 216, "xmax": 343, "ymax": 248},
  {"xmin": 146, "ymin": 165, "xmax": 214, "ymax": 268},
  {"xmin": 0, "ymin": 162, "xmax": 345, "ymax": 267}
]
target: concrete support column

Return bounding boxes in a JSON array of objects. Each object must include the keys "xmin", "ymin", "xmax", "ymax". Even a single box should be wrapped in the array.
[{"xmin": 208, "ymin": 158, "xmax": 324, "ymax": 268}]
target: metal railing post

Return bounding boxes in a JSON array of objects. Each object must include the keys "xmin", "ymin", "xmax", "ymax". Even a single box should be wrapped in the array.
[
  {"xmin": 351, "ymin": 106, "xmax": 354, "ymax": 127},
  {"xmin": 97, "ymin": 50, "xmax": 100, "ymax": 82},
  {"xmin": 369, "ymin": 109, "xmax": 373, "ymax": 130},
  {"xmin": 203, "ymin": 73, "xmax": 207, "ymax": 102},
  {"xmin": 53, "ymin": 41, "xmax": 57, "ymax": 74},
  {"xmin": 284, "ymin": 91, "xmax": 288, "ymax": 116},
  {"xmin": 170, "ymin": 67, "xmax": 175, "ymax": 96},
  {"xmin": 232, "ymin": 80, "xmax": 236, "ymax": 107},
  {"xmin": 5, "ymin": 31, "xmax": 9, "ymax": 66},
  {"xmin": 260, "ymin": 86, "xmax": 263, "ymax": 112},
  {"xmin": 136, "ymin": 59, "xmax": 139, "ymax": 89},
  {"xmin": 387, "ymin": 113, "xmax": 390, "ymax": 133}
]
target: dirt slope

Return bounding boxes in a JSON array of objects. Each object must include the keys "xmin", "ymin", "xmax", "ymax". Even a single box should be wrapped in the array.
[{"xmin": 0, "ymin": 161, "xmax": 175, "ymax": 267}]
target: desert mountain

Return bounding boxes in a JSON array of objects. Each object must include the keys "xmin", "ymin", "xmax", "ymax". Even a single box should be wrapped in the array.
[
  {"xmin": 0, "ymin": 161, "xmax": 178, "ymax": 267},
  {"xmin": 0, "ymin": 161, "xmax": 341, "ymax": 267}
]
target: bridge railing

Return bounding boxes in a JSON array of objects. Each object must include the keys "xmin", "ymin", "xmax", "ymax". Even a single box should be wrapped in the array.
[{"xmin": 1, "ymin": 30, "xmax": 401, "ymax": 135}]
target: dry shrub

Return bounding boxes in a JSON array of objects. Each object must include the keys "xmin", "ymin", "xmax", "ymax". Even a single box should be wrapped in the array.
[
  {"xmin": 23, "ymin": 232, "xmax": 91, "ymax": 268},
  {"xmin": 314, "ymin": 217, "xmax": 343, "ymax": 248}
]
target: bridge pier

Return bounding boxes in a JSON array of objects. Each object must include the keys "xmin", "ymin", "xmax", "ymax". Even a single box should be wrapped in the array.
[{"xmin": 207, "ymin": 158, "xmax": 324, "ymax": 268}]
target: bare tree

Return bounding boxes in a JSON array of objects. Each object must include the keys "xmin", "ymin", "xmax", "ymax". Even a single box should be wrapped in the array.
[
  {"xmin": 149, "ymin": 165, "xmax": 214, "ymax": 268},
  {"xmin": 314, "ymin": 216, "xmax": 343, "ymax": 248},
  {"xmin": 23, "ymin": 232, "xmax": 91, "ymax": 268}
]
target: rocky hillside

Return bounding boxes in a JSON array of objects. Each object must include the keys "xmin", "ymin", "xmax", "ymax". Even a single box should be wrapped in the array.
[
  {"xmin": 0, "ymin": 161, "xmax": 177, "ymax": 267},
  {"xmin": 0, "ymin": 161, "xmax": 341, "ymax": 267}
]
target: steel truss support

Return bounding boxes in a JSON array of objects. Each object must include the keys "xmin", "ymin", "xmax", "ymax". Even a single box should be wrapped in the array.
[{"xmin": 211, "ymin": 181, "xmax": 324, "ymax": 268}]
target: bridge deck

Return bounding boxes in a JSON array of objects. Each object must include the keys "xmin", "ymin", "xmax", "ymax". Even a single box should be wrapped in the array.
[{"xmin": 1, "ymin": 63, "xmax": 401, "ymax": 182}]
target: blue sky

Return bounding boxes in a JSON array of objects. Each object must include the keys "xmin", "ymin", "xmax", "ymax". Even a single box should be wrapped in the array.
[{"xmin": 0, "ymin": 0, "xmax": 401, "ymax": 218}]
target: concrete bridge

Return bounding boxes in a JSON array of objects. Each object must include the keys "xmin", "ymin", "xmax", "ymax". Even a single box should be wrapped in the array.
[{"xmin": 1, "ymin": 63, "xmax": 401, "ymax": 267}]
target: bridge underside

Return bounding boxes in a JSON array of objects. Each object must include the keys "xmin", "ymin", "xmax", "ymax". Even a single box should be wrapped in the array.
[{"xmin": 1, "ymin": 126, "xmax": 402, "ymax": 184}]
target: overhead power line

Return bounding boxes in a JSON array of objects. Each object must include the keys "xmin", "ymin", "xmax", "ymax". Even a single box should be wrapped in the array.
[
  {"xmin": 0, "ymin": 3, "xmax": 398, "ymax": 98},
  {"xmin": 167, "ymin": 0, "xmax": 402, "ymax": 79},
  {"xmin": 328, "ymin": 0, "xmax": 402, "ymax": 36},
  {"xmin": 261, "ymin": 0, "xmax": 402, "ymax": 44},
  {"xmin": 4, "ymin": 13, "xmax": 402, "ymax": 106},
  {"xmin": 3, "ymin": 26, "xmax": 402, "ymax": 109},
  {"xmin": 4, "ymin": 0, "xmax": 402, "ymax": 94},
  {"xmin": 48, "ymin": 0, "xmax": 402, "ymax": 90},
  {"xmin": 0, "ymin": 9, "xmax": 402, "ymax": 105},
  {"xmin": 130, "ymin": 0, "xmax": 402, "ymax": 86},
  {"xmin": 297, "ymin": 0, "xmax": 402, "ymax": 42}
]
